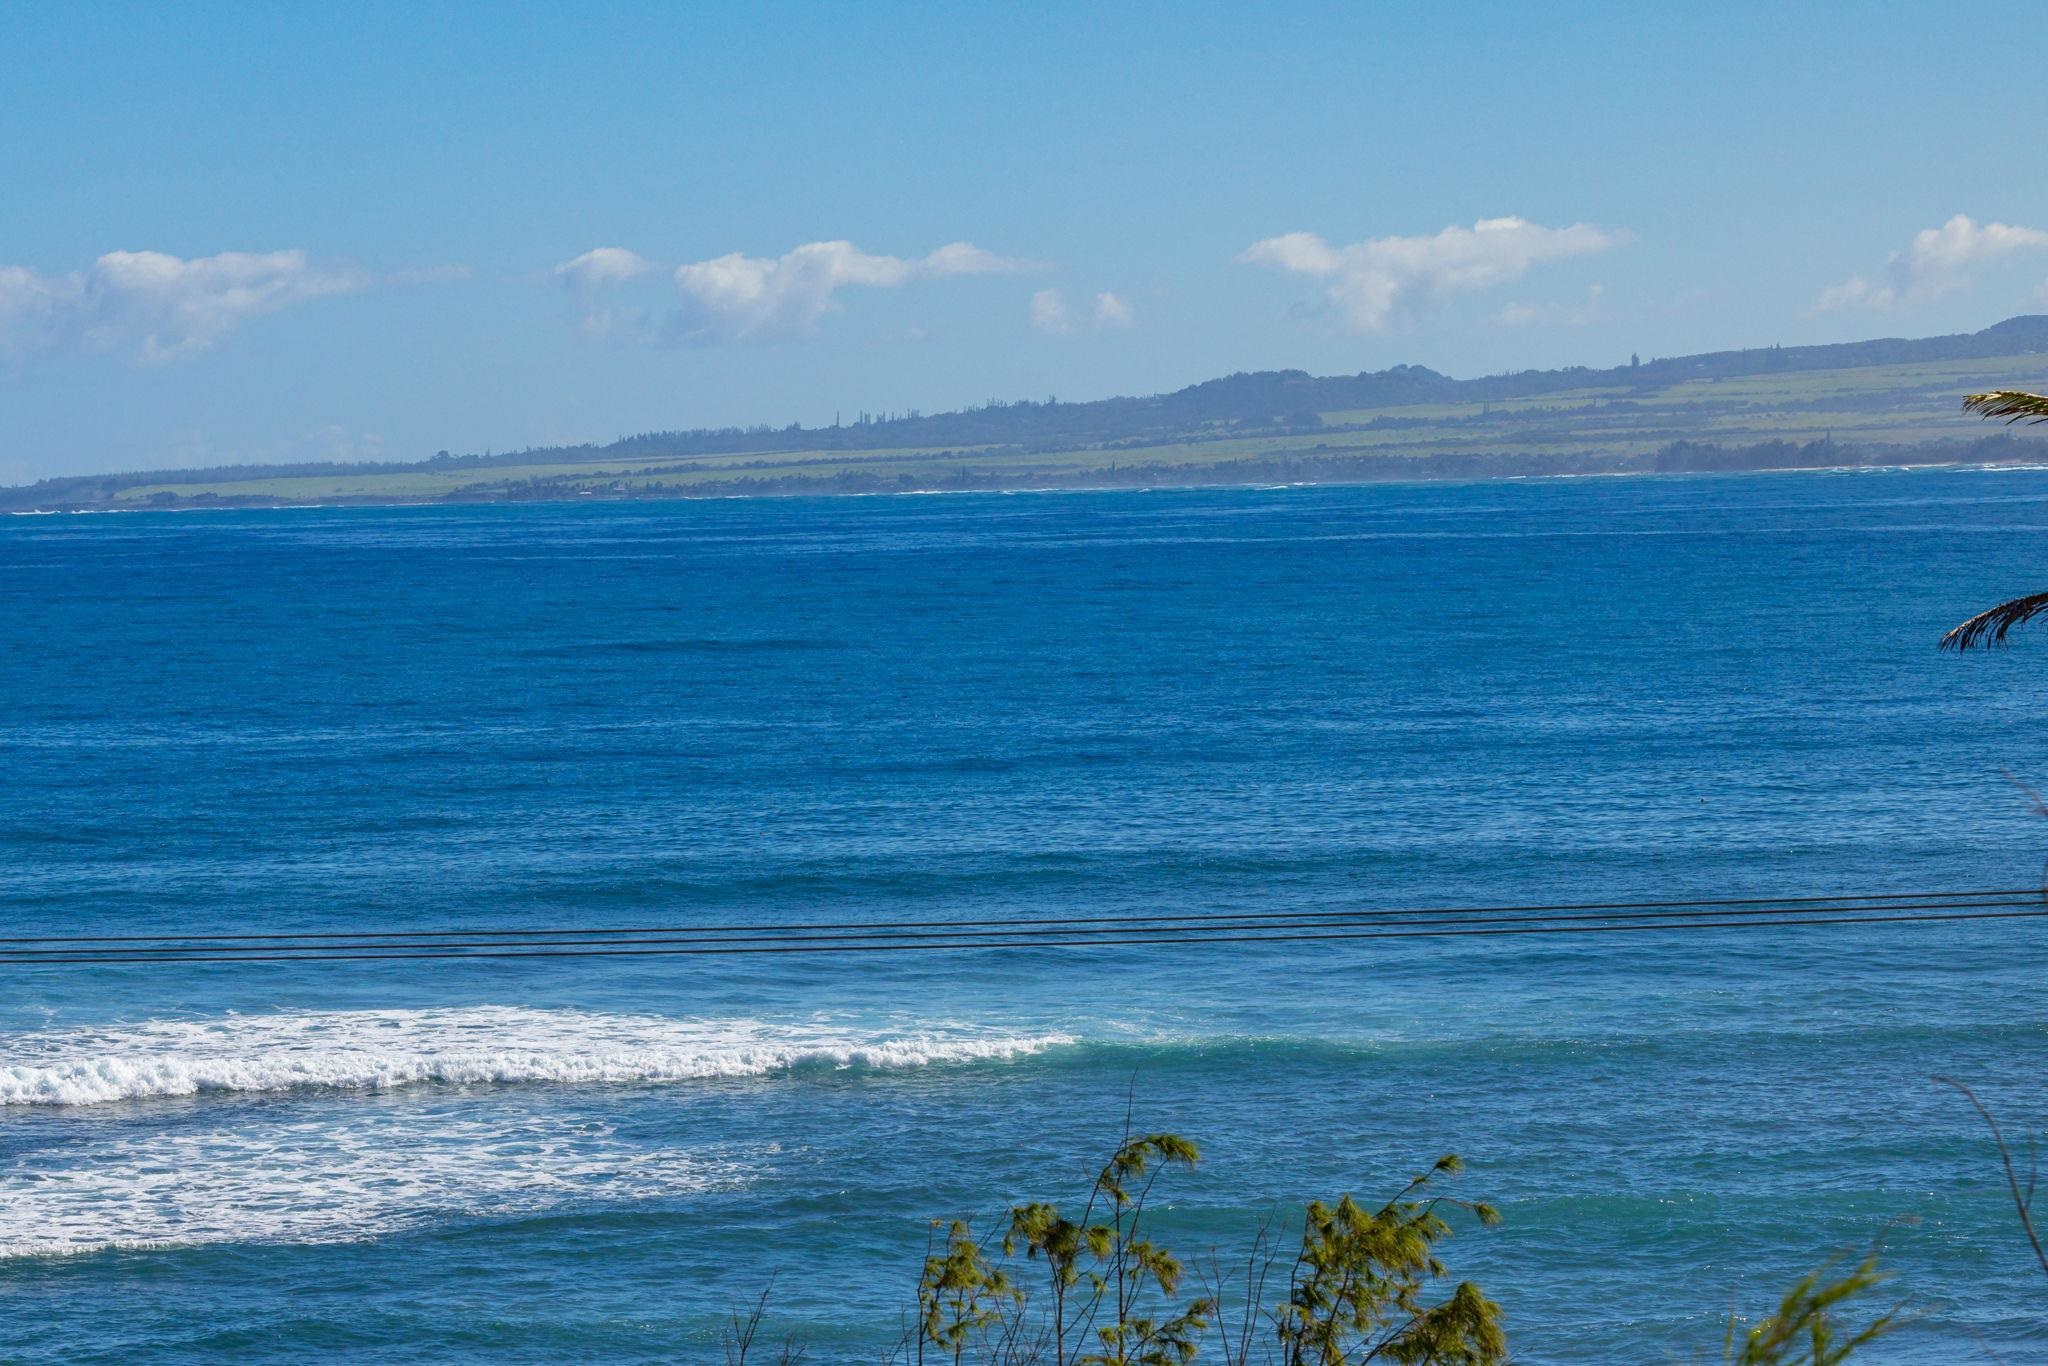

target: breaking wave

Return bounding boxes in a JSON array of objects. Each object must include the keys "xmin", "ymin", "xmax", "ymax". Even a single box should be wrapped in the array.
[{"xmin": 0, "ymin": 1006, "xmax": 1077, "ymax": 1107}]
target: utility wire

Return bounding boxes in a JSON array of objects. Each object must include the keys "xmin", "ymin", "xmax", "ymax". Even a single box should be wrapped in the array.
[
  {"xmin": 0, "ymin": 887, "xmax": 2034, "ymax": 946},
  {"xmin": 2, "ymin": 899, "xmax": 2043, "ymax": 968},
  {"xmin": 0, "ymin": 895, "xmax": 2040, "ymax": 960}
]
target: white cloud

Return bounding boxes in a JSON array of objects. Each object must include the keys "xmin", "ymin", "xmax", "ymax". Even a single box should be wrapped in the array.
[
  {"xmin": 1241, "ymin": 217, "xmax": 1629, "ymax": 331},
  {"xmin": 1030, "ymin": 287, "xmax": 1134, "ymax": 334},
  {"xmin": 666, "ymin": 240, "xmax": 1026, "ymax": 343},
  {"xmin": 1819, "ymin": 214, "xmax": 2048, "ymax": 311},
  {"xmin": 0, "ymin": 249, "xmax": 414, "ymax": 363}
]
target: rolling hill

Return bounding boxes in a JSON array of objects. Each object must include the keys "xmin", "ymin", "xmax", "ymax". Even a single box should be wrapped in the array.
[{"xmin": 9, "ymin": 316, "xmax": 2048, "ymax": 511}]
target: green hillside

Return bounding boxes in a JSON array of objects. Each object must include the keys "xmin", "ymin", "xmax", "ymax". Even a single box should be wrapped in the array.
[{"xmin": 10, "ymin": 317, "xmax": 2048, "ymax": 511}]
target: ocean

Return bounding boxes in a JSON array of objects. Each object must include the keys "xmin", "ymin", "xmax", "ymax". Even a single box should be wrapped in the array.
[{"xmin": 4, "ymin": 470, "xmax": 2047, "ymax": 1360}]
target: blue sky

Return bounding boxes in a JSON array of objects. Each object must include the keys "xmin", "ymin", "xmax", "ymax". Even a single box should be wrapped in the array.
[{"xmin": 5, "ymin": 0, "xmax": 2048, "ymax": 482}]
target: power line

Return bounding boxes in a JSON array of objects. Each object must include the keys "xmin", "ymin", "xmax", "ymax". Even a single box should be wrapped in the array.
[
  {"xmin": 0, "ymin": 887, "xmax": 2033, "ymax": 946},
  {"xmin": 10, "ymin": 910, "xmax": 2047, "ymax": 966},
  {"xmin": 2, "ymin": 893, "xmax": 2042, "ymax": 968},
  {"xmin": 0, "ymin": 895, "xmax": 2040, "ymax": 959}
]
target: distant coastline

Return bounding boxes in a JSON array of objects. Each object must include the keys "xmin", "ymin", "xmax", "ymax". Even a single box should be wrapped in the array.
[
  {"xmin": 9, "ymin": 315, "xmax": 2048, "ymax": 513},
  {"xmin": 14, "ymin": 451, "xmax": 2048, "ymax": 518}
]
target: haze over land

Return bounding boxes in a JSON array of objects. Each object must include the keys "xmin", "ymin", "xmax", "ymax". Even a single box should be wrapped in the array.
[{"xmin": 9, "ymin": 316, "xmax": 2047, "ymax": 512}]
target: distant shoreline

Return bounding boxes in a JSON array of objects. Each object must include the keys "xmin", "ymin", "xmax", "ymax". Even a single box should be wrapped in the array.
[
  {"xmin": 11, "ymin": 452, "xmax": 2048, "ymax": 517},
  {"xmin": 11, "ymin": 313, "xmax": 2048, "ymax": 513}
]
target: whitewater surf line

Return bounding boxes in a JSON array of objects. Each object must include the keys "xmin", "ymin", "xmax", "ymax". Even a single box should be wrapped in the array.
[{"xmin": 0, "ymin": 1008, "xmax": 1077, "ymax": 1107}]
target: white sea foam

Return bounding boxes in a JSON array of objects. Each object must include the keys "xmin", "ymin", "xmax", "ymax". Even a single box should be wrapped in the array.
[
  {"xmin": 0, "ymin": 1108, "xmax": 750, "ymax": 1257},
  {"xmin": 0, "ymin": 1006, "xmax": 1077, "ymax": 1107},
  {"xmin": 0, "ymin": 1008, "xmax": 1076, "ymax": 1257}
]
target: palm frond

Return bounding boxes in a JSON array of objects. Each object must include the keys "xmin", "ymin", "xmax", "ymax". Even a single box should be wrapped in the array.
[
  {"xmin": 1963, "ymin": 390, "xmax": 2048, "ymax": 425},
  {"xmin": 1941, "ymin": 590, "xmax": 2048, "ymax": 650}
]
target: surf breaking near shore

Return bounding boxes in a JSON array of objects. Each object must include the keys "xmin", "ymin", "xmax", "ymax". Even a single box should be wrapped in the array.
[{"xmin": 0, "ymin": 1006, "xmax": 1077, "ymax": 1107}]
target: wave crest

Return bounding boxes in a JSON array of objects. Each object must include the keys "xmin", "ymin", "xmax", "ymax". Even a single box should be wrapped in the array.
[{"xmin": 0, "ymin": 1007, "xmax": 1076, "ymax": 1107}]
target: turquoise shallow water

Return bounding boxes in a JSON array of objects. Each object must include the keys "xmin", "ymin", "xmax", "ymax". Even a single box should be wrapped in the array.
[{"xmin": 4, "ymin": 471, "xmax": 2048, "ymax": 1360}]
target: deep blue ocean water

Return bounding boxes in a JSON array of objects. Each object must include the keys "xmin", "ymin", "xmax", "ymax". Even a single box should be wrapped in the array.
[{"xmin": 4, "ymin": 470, "xmax": 2048, "ymax": 1361}]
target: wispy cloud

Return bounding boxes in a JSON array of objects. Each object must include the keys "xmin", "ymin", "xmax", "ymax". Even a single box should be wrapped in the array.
[
  {"xmin": 0, "ymin": 249, "xmax": 391, "ymax": 363},
  {"xmin": 552, "ymin": 248, "xmax": 663, "ymax": 341},
  {"xmin": 1819, "ymin": 214, "xmax": 2048, "ymax": 311},
  {"xmin": 1494, "ymin": 283, "xmax": 1608, "ymax": 328},
  {"xmin": 1091, "ymin": 291, "xmax": 1133, "ymax": 328},
  {"xmin": 1029, "ymin": 288, "xmax": 1069, "ymax": 333},
  {"xmin": 558, "ymin": 240, "xmax": 1031, "ymax": 345},
  {"xmin": 1241, "ymin": 217, "xmax": 1629, "ymax": 331},
  {"xmin": 1030, "ymin": 288, "xmax": 1134, "ymax": 334},
  {"xmin": 554, "ymin": 247, "xmax": 657, "ymax": 292}
]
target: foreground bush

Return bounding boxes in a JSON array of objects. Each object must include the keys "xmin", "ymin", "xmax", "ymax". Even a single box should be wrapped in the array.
[{"xmin": 723, "ymin": 1123, "xmax": 1899, "ymax": 1365}]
